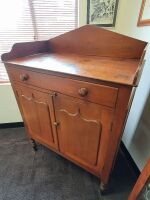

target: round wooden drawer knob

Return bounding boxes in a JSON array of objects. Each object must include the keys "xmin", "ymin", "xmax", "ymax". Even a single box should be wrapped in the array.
[
  {"xmin": 78, "ymin": 87, "xmax": 88, "ymax": 97},
  {"xmin": 20, "ymin": 74, "xmax": 29, "ymax": 81}
]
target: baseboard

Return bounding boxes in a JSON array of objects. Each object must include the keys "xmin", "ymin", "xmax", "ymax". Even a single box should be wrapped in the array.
[
  {"xmin": 120, "ymin": 141, "xmax": 140, "ymax": 177},
  {"xmin": 0, "ymin": 122, "xmax": 24, "ymax": 129}
]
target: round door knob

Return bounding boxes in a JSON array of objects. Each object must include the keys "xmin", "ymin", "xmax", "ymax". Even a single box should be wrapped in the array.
[
  {"xmin": 78, "ymin": 88, "xmax": 88, "ymax": 97},
  {"xmin": 20, "ymin": 74, "xmax": 29, "ymax": 81}
]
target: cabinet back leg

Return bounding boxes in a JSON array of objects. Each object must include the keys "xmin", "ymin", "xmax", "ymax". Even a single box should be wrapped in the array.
[{"xmin": 31, "ymin": 139, "xmax": 38, "ymax": 151}]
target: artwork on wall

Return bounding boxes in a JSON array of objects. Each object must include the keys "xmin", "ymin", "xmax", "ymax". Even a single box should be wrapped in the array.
[
  {"xmin": 137, "ymin": 178, "xmax": 150, "ymax": 200},
  {"xmin": 128, "ymin": 159, "xmax": 150, "ymax": 200},
  {"xmin": 137, "ymin": 0, "xmax": 150, "ymax": 26},
  {"xmin": 87, "ymin": 0, "xmax": 119, "ymax": 27}
]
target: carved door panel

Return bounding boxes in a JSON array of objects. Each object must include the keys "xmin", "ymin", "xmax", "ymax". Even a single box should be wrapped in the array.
[
  {"xmin": 54, "ymin": 93, "xmax": 114, "ymax": 172},
  {"xmin": 15, "ymin": 84, "xmax": 58, "ymax": 150}
]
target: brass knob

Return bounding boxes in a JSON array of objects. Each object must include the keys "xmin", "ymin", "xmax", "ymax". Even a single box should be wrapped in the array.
[
  {"xmin": 20, "ymin": 74, "xmax": 29, "ymax": 81},
  {"xmin": 78, "ymin": 88, "xmax": 88, "ymax": 97},
  {"xmin": 54, "ymin": 122, "xmax": 59, "ymax": 127},
  {"xmin": 50, "ymin": 92, "xmax": 57, "ymax": 97}
]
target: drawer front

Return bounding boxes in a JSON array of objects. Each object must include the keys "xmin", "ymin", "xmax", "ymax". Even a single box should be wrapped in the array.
[{"xmin": 7, "ymin": 66, "xmax": 118, "ymax": 108}]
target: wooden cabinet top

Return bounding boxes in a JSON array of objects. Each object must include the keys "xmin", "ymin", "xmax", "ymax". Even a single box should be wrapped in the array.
[{"xmin": 1, "ymin": 25, "xmax": 147, "ymax": 86}]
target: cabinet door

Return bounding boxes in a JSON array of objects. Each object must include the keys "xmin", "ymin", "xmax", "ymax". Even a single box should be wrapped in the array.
[
  {"xmin": 54, "ymin": 93, "xmax": 114, "ymax": 172},
  {"xmin": 15, "ymin": 84, "xmax": 58, "ymax": 150}
]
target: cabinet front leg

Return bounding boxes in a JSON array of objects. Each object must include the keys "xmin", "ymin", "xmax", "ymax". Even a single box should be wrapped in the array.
[
  {"xmin": 31, "ymin": 139, "xmax": 38, "ymax": 151},
  {"xmin": 100, "ymin": 182, "xmax": 108, "ymax": 195}
]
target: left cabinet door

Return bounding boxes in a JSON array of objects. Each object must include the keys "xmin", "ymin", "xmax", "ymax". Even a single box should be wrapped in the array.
[{"xmin": 14, "ymin": 83, "xmax": 58, "ymax": 150}]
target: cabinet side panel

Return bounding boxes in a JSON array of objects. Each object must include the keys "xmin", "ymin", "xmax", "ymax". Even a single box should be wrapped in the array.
[{"xmin": 100, "ymin": 86, "xmax": 132, "ymax": 184}]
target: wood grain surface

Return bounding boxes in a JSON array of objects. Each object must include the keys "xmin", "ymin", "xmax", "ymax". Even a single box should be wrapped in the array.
[
  {"xmin": 6, "ymin": 65, "xmax": 118, "ymax": 108},
  {"xmin": 5, "ymin": 53, "xmax": 140, "ymax": 86},
  {"xmin": 49, "ymin": 25, "xmax": 147, "ymax": 59}
]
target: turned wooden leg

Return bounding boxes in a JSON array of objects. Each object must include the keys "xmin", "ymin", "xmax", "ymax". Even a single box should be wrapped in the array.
[
  {"xmin": 100, "ymin": 182, "xmax": 108, "ymax": 195},
  {"xmin": 31, "ymin": 139, "xmax": 38, "ymax": 151}
]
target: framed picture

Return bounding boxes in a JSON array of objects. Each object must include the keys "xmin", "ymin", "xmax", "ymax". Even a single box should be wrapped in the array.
[
  {"xmin": 137, "ymin": 0, "xmax": 150, "ymax": 26},
  {"xmin": 137, "ymin": 178, "xmax": 150, "ymax": 200},
  {"xmin": 128, "ymin": 159, "xmax": 150, "ymax": 200},
  {"xmin": 87, "ymin": 0, "xmax": 119, "ymax": 27}
]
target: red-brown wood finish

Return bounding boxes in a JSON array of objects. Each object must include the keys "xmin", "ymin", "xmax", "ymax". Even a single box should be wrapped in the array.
[
  {"xmin": 128, "ymin": 158, "xmax": 150, "ymax": 200},
  {"xmin": 54, "ymin": 93, "xmax": 114, "ymax": 174},
  {"xmin": 49, "ymin": 25, "xmax": 146, "ymax": 59},
  {"xmin": 1, "ymin": 40, "xmax": 49, "ymax": 61},
  {"xmin": 5, "ymin": 53, "xmax": 141, "ymax": 86},
  {"xmin": 15, "ymin": 84, "xmax": 58, "ymax": 150},
  {"xmin": 1, "ymin": 25, "xmax": 147, "ymax": 192},
  {"xmin": 6, "ymin": 66, "xmax": 118, "ymax": 108}
]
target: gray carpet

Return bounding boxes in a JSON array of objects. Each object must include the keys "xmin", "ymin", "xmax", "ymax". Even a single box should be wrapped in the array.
[{"xmin": 0, "ymin": 127, "xmax": 136, "ymax": 200}]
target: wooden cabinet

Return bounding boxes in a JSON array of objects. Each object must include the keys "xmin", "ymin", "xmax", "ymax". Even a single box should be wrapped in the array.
[
  {"xmin": 1, "ymin": 25, "xmax": 147, "ymax": 193},
  {"xmin": 15, "ymin": 84, "xmax": 58, "ymax": 150}
]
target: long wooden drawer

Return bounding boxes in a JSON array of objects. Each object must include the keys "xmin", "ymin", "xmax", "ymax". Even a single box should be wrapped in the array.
[{"xmin": 7, "ymin": 66, "xmax": 118, "ymax": 108}]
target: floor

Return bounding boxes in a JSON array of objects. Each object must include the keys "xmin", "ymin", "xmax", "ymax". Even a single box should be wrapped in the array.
[{"xmin": 0, "ymin": 127, "xmax": 137, "ymax": 200}]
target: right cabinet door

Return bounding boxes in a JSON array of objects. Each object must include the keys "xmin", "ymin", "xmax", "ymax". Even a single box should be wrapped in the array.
[{"xmin": 54, "ymin": 93, "xmax": 114, "ymax": 173}]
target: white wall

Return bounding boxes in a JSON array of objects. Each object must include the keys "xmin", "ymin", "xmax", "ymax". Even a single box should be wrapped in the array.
[
  {"xmin": 0, "ymin": 84, "xmax": 22, "ymax": 123},
  {"xmin": 79, "ymin": 0, "xmax": 150, "ymax": 170},
  {"xmin": 79, "ymin": 0, "xmax": 150, "ymax": 40},
  {"xmin": 114, "ymin": 0, "xmax": 150, "ymax": 41},
  {"xmin": 125, "ymin": 93, "xmax": 150, "ymax": 170}
]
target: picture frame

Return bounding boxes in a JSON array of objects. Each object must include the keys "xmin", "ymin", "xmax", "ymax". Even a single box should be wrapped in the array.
[
  {"xmin": 137, "ymin": 0, "xmax": 150, "ymax": 26},
  {"xmin": 128, "ymin": 159, "xmax": 150, "ymax": 200},
  {"xmin": 87, "ymin": 0, "xmax": 119, "ymax": 27}
]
